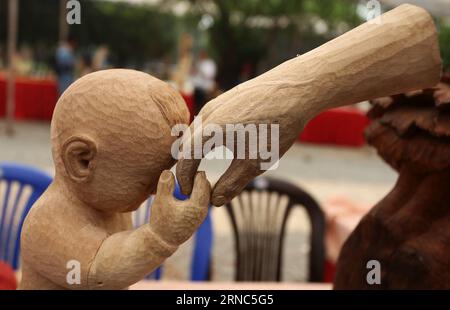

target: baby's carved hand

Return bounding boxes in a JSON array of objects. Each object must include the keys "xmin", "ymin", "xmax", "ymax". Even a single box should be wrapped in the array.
[{"xmin": 150, "ymin": 170, "xmax": 211, "ymax": 246}]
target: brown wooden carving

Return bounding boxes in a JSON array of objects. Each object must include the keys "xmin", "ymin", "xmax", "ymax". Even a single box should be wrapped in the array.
[
  {"xmin": 334, "ymin": 75, "xmax": 450, "ymax": 289},
  {"xmin": 19, "ymin": 70, "xmax": 210, "ymax": 289}
]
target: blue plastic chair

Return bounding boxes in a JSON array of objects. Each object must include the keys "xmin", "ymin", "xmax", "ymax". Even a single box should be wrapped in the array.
[
  {"xmin": 132, "ymin": 183, "xmax": 213, "ymax": 281},
  {"xmin": 0, "ymin": 162, "xmax": 52, "ymax": 270}
]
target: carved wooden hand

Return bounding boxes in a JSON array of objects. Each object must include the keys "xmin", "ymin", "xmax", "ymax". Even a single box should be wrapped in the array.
[{"xmin": 150, "ymin": 170, "xmax": 211, "ymax": 246}]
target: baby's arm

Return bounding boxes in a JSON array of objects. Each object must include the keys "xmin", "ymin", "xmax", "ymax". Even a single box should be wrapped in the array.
[
  {"xmin": 87, "ymin": 171, "xmax": 210, "ymax": 289},
  {"xmin": 86, "ymin": 223, "xmax": 177, "ymax": 289}
]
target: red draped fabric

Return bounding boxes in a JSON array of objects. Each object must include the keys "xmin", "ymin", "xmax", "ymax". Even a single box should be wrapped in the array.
[
  {"xmin": 300, "ymin": 107, "xmax": 370, "ymax": 147},
  {"xmin": 0, "ymin": 76, "xmax": 58, "ymax": 120},
  {"xmin": 0, "ymin": 76, "xmax": 196, "ymax": 123}
]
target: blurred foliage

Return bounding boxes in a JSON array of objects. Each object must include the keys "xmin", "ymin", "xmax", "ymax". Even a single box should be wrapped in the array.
[
  {"xmin": 439, "ymin": 24, "xmax": 450, "ymax": 70},
  {"xmin": 0, "ymin": 0, "xmax": 59, "ymax": 46},
  {"xmin": 71, "ymin": 1, "xmax": 178, "ymax": 65},
  {"xmin": 0, "ymin": 0, "xmax": 180, "ymax": 66},
  {"xmin": 0, "ymin": 0, "xmax": 363, "ymax": 84},
  {"xmin": 0, "ymin": 0, "xmax": 449, "ymax": 86},
  {"xmin": 188, "ymin": 0, "xmax": 362, "ymax": 88}
]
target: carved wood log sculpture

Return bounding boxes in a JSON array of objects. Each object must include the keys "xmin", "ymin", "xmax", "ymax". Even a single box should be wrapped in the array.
[
  {"xmin": 19, "ymin": 5, "xmax": 442, "ymax": 289},
  {"xmin": 334, "ymin": 76, "xmax": 450, "ymax": 289}
]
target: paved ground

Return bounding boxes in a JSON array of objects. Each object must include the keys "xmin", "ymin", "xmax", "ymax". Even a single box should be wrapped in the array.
[{"xmin": 0, "ymin": 120, "xmax": 397, "ymax": 281}]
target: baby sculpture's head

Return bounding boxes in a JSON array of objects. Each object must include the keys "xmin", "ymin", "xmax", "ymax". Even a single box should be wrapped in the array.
[{"xmin": 51, "ymin": 69, "xmax": 189, "ymax": 212}]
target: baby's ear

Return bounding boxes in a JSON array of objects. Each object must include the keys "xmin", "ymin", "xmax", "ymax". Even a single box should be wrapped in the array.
[{"xmin": 62, "ymin": 135, "xmax": 97, "ymax": 183}]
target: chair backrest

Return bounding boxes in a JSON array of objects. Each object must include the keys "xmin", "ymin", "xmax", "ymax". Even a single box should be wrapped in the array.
[
  {"xmin": 0, "ymin": 163, "xmax": 52, "ymax": 270},
  {"xmin": 224, "ymin": 177, "xmax": 325, "ymax": 282},
  {"xmin": 132, "ymin": 183, "xmax": 213, "ymax": 281}
]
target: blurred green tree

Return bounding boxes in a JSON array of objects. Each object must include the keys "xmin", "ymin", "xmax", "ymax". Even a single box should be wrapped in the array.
[
  {"xmin": 439, "ymin": 24, "xmax": 450, "ymax": 70},
  {"xmin": 188, "ymin": 0, "xmax": 362, "ymax": 88},
  {"xmin": 1, "ymin": 0, "xmax": 449, "ymax": 85},
  {"xmin": 0, "ymin": 0, "xmax": 179, "ymax": 67},
  {"xmin": 71, "ymin": 1, "xmax": 178, "ymax": 66}
]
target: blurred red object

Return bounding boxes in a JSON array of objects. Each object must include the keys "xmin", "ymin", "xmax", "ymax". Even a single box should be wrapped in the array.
[
  {"xmin": 0, "ymin": 76, "xmax": 58, "ymax": 120},
  {"xmin": 0, "ymin": 261, "xmax": 17, "ymax": 290},
  {"xmin": 299, "ymin": 107, "xmax": 370, "ymax": 147},
  {"xmin": 323, "ymin": 260, "xmax": 337, "ymax": 283},
  {"xmin": 1, "ymin": 76, "xmax": 194, "ymax": 122},
  {"xmin": 180, "ymin": 92, "xmax": 194, "ymax": 122}
]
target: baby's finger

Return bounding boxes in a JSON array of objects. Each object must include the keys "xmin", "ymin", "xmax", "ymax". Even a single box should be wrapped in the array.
[
  {"xmin": 190, "ymin": 171, "xmax": 211, "ymax": 208},
  {"xmin": 155, "ymin": 170, "xmax": 176, "ymax": 199}
]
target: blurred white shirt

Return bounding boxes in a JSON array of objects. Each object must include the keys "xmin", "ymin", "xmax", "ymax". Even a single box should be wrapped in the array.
[{"xmin": 193, "ymin": 58, "xmax": 217, "ymax": 92}]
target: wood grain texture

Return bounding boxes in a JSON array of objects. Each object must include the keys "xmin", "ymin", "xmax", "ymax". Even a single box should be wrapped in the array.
[
  {"xmin": 19, "ymin": 69, "xmax": 210, "ymax": 289},
  {"xmin": 176, "ymin": 4, "xmax": 442, "ymax": 207}
]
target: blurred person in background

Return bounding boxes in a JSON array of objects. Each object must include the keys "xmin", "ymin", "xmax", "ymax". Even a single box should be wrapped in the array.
[
  {"xmin": 171, "ymin": 33, "xmax": 194, "ymax": 94},
  {"xmin": 92, "ymin": 45, "xmax": 110, "ymax": 71},
  {"xmin": 77, "ymin": 51, "xmax": 93, "ymax": 77},
  {"xmin": 55, "ymin": 38, "xmax": 76, "ymax": 96},
  {"xmin": 193, "ymin": 49, "xmax": 217, "ymax": 114}
]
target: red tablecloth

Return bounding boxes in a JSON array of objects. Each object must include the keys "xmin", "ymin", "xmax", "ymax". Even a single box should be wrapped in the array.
[
  {"xmin": 0, "ymin": 76, "xmax": 58, "ymax": 120},
  {"xmin": 299, "ymin": 108, "xmax": 370, "ymax": 147}
]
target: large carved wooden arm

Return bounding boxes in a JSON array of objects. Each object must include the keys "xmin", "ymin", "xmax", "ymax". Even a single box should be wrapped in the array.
[{"xmin": 176, "ymin": 4, "xmax": 442, "ymax": 206}]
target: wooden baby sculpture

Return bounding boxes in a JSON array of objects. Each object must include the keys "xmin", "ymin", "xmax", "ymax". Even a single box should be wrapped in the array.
[{"xmin": 19, "ymin": 70, "xmax": 210, "ymax": 289}]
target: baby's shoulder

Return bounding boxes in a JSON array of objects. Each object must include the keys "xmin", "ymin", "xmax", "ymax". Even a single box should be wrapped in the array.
[
  {"xmin": 21, "ymin": 195, "xmax": 109, "ymax": 254},
  {"xmin": 21, "ymin": 196, "xmax": 96, "ymax": 243}
]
